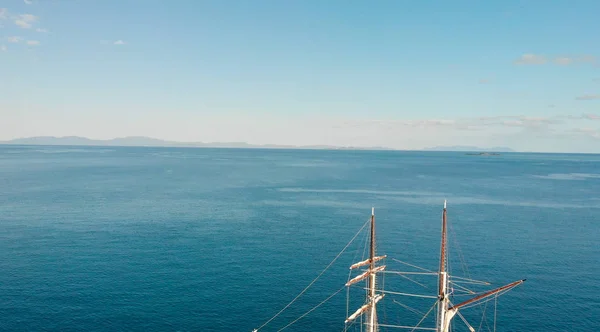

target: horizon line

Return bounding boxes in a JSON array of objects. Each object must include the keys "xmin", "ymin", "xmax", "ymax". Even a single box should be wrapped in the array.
[{"xmin": 4, "ymin": 135, "xmax": 596, "ymax": 154}]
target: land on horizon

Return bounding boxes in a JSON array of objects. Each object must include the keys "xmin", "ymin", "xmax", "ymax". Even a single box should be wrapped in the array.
[{"xmin": 0, "ymin": 136, "xmax": 517, "ymax": 152}]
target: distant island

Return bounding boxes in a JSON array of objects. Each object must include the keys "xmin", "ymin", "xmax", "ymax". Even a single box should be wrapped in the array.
[
  {"xmin": 423, "ymin": 145, "xmax": 515, "ymax": 152},
  {"xmin": 464, "ymin": 152, "xmax": 501, "ymax": 156},
  {"xmin": 0, "ymin": 136, "xmax": 517, "ymax": 153}
]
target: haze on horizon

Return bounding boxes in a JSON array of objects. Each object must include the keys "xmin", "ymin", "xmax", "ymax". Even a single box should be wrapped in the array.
[{"xmin": 1, "ymin": 1, "xmax": 599, "ymax": 153}]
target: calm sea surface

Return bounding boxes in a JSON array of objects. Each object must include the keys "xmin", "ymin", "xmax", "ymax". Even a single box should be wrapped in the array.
[{"xmin": 0, "ymin": 145, "xmax": 598, "ymax": 331}]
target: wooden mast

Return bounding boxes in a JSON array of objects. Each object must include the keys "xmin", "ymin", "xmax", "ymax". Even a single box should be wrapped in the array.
[
  {"xmin": 448, "ymin": 279, "xmax": 526, "ymax": 311},
  {"xmin": 345, "ymin": 208, "xmax": 385, "ymax": 331}
]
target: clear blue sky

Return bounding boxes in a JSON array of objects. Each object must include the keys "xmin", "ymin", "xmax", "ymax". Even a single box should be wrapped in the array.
[{"xmin": 1, "ymin": 0, "xmax": 599, "ymax": 152}]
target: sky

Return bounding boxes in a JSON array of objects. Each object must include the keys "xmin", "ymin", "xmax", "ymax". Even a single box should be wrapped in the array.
[{"xmin": 1, "ymin": 0, "xmax": 599, "ymax": 152}]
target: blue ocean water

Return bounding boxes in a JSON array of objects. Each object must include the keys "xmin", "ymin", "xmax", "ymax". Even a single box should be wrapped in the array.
[{"xmin": 0, "ymin": 145, "xmax": 598, "ymax": 331}]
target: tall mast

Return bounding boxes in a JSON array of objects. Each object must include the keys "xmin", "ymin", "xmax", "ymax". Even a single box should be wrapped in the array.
[
  {"xmin": 367, "ymin": 207, "xmax": 377, "ymax": 332},
  {"xmin": 345, "ymin": 208, "xmax": 385, "ymax": 332},
  {"xmin": 435, "ymin": 202, "xmax": 526, "ymax": 332},
  {"xmin": 437, "ymin": 200, "xmax": 449, "ymax": 332}
]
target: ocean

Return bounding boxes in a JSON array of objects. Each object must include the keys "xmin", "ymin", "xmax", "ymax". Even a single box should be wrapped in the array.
[{"xmin": 0, "ymin": 145, "xmax": 598, "ymax": 331}]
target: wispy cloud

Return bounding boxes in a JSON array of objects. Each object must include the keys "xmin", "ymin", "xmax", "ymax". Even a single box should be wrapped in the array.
[
  {"xmin": 572, "ymin": 128, "xmax": 600, "ymax": 139},
  {"xmin": 24, "ymin": 0, "xmax": 33, "ymax": 5},
  {"xmin": 556, "ymin": 55, "xmax": 597, "ymax": 65},
  {"xmin": 7, "ymin": 36, "xmax": 22, "ymax": 43},
  {"xmin": 467, "ymin": 115, "xmax": 561, "ymax": 128},
  {"xmin": 0, "ymin": 8, "xmax": 8, "ymax": 28},
  {"xmin": 114, "ymin": 40, "xmax": 126, "ymax": 45},
  {"xmin": 478, "ymin": 79, "xmax": 491, "ymax": 84},
  {"xmin": 578, "ymin": 55, "xmax": 597, "ymax": 64},
  {"xmin": 36, "ymin": 28, "xmax": 48, "ymax": 33},
  {"xmin": 582, "ymin": 113, "xmax": 600, "ymax": 120},
  {"xmin": 575, "ymin": 94, "xmax": 600, "ymax": 101},
  {"xmin": 514, "ymin": 54, "xmax": 546, "ymax": 65},
  {"xmin": 340, "ymin": 115, "xmax": 570, "ymax": 132},
  {"xmin": 389, "ymin": 114, "xmax": 598, "ymax": 131},
  {"xmin": 15, "ymin": 13, "xmax": 37, "ymax": 29},
  {"xmin": 26, "ymin": 40, "xmax": 39, "ymax": 46},
  {"xmin": 0, "ymin": 45, "xmax": 6, "ymax": 52},
  {"xmin": 554, "ymin": 57, "xmax": 573, "ymax": 65},
  {"xmin": 15, "ymin": 19, "xmax": 31, "ymax": 29},
  {"xmin": 515, "ymin": 53, "xmax": 597, "ymax": 66}
]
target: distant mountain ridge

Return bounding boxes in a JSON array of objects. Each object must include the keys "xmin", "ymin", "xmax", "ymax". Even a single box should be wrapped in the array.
[
  {"xmin": 1, "ymin": 136, "xmax": 516, "ymax": 152},
  {"xmin": 0, "ymin": 136, "xmax": 391, "ymax": 150}
]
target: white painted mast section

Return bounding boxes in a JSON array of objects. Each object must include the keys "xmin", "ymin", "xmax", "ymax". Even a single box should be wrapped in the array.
[
  {"xmin": 367, "ymin": 207, "xmax": 377, "ymax": 332},
  {"xmin": 437, "ymin": 200, "xmax": 450, "ymax": 332}
]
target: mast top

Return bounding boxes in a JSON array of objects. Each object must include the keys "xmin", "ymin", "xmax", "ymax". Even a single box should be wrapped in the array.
[
  {"xmin": 444, "ymin": 200, "xmax": 447, "ymax": 209},
  {"xmin": 372, "ymin": 207, "xmax": 375, "ymax": 216}
]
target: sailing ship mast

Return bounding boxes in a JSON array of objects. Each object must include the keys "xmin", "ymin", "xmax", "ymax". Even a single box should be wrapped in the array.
[
  {"xmin": 436, "ymin": 200, "xmax": 450, "ymax": 332},
  {"xmin": 345, "ymin": 207, "xmax": 386, "ymax": 332},
  {"xmin": 436, "ymin": 201, "xmax": 526, "ymax": 332},
  {"xmin": 253, "ymin": 201, "xmax": 525, "ymax": 332}
]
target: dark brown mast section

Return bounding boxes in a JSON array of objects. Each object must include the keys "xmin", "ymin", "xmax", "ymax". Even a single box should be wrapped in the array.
[
  {"xmin": 448, "ymin": 279, "xmax": 526, "ymax": 311},
  {"xmin": 438, "ymin": 201, "xmax": 448, "ymax": 299},
  {"xmin": 369, "ymin": 210, "xmax": 375, "ymax": 298}
]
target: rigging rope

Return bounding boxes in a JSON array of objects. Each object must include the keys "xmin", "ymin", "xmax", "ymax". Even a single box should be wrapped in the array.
[
  {"xmin": 276, "ymin": 286, "xmax": 346, "ymax": 331},
  {"xmin": 255, "ymin": 217, "xmax": 370, "ymax": 331},
  {"xmin": 390, "ymin": 258, "xmax": 434, "ymax": 273},
  {"xmin": 493, "ymin": 294, "xmax": 498, "ymax": 332},
  {"xmin": 390, "ymin": 272, "xmax": 429, "ymax": 288},
  {"xmin": 447, "ymin": 211, "xmax": 495, "ymax": 329},
  {"xmin": 410, "ymin": 300, "xmax": 438, "ymax": 332},
  {"xmin": 345, "ymin": 223, "xmax": 370, "ymax": 332},
  {"xmin": 392, "ymin": 299, "xmax": 425, "ymax": 316},
  {"xmin": 475, "ymin": 299, "xmax": 488, "ymax": 332},
  {"xmin": 455, "ymin": 309, "xmax": 476, "ymax": 331}
]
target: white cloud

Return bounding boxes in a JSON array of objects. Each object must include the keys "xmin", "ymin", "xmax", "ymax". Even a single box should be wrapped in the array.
[
  {"xmin": 15, "ymin": 13, "xmax": 38, "ymax": 29},
  {"xmin": 0, "ymin": 8, "xmax": 8, "ymax": 20},
  {"xmin": 36, "ymin": 28, "xmax": 48, "ymax": 33},
  {"xmin": 583, "ymin": 114, "xmax": 600, "ymax": 120},
  {"xmin": 467, "ymin": 115, "xmax": 559, "ymax": 129},
  {"xmin": 20, "ymin": 14, "xmax": 37, "ymax": 21},
  {"xmin": 24, "ymin": 0, "xmax": 33, "ymax": 5},
  {"xmin": 514, "ymin": 53, "xmax": 546, "ymax": 65},
  {"xmin": 515, "ymin": 54, "xmax": 597, "ymax": 66},
  {"xmin": 572, "ymin": 128, "xmax": 600, "ymax": 139},
  {"xmin": 337, "ymin": 115, "xmax": 566, "ymax": 133},
  {"xmin": 0, "ymin": 45, "xmax": 6, "ymax": 52},
  {"xmin": 555, "ymin": 56, "xmax": 597, "ymax": 65},
  {"xmin": 26, "ymin": 40, "xmax": 39, "ymax": 46},
  {"xmin": 554, "ymin": 57, "xmax": 573, "ymax": 65},
  {"xmin": 578, "ymin": 55, "xmax": 597, "ymax": 64},
  {"xmin": 101, "ymin": 39, "xmax": 127, "ymax": 46},
  {"xmin": 576, "ymin": 94, "xmax": 600, "ymax": 100},
  {"xmin": 7, "ymin": 36, "xmax": 22, "ymax": 43},
  {"xmin": 15, "ymin": 20, "xmax": 30, "ymax": 28}
]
